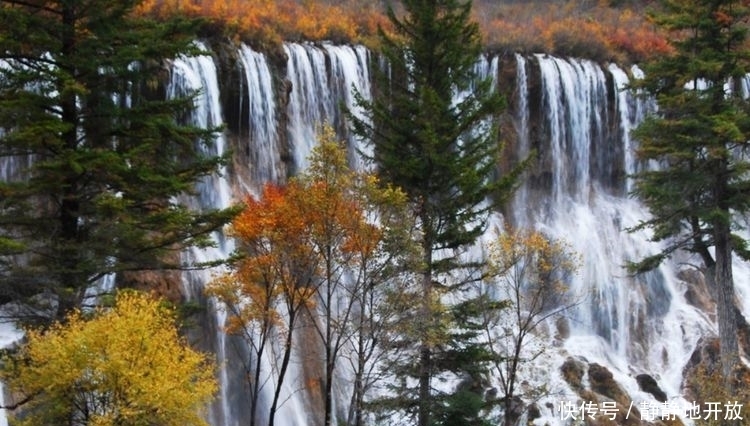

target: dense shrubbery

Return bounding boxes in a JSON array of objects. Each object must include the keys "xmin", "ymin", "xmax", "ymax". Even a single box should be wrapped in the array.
[
  {"xmin": 136, "ymin": 0, "xmax": 390, "ymax": 49},
  {"xmin": 136, "ymin": 0, "xmax": 670, "ymax": 62},
  {"xmin": 477, "ymin": 1, "xmax": 672, "ymax": 62}
]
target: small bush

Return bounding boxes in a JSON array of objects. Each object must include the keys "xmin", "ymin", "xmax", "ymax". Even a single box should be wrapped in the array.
[{"xmin": 685, "ymin": 360, "xmax": 750, "ymax": 426}]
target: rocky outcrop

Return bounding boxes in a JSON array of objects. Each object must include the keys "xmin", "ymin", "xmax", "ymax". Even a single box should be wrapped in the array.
[
  {"xmin": 635, "ymin": 374, "xmax": 667, "ymax": 403},
  {"xmin": 560, "ymin": 358, "xmax": 685, "ymax": 426}
]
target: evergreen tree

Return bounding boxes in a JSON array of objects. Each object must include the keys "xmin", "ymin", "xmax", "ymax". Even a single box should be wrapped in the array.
[
  {"xmin": 0, "ymin": 0, "xmax": 236, "ymax": 320},
  {"xmin": 349, "ymin": 0, "xmax": 522, "ymax": 424},
  {"xmin": 629, "ymin": 0, "xmax": 750, "ymax": 387}
]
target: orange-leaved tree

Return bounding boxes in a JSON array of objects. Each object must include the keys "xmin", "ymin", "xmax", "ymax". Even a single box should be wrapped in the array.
[
  {"xmin": 206, "ymin": 180, "xmax": 319, "ymax": 426},
  {"xmin": 135, "ymin": 0, "xmax": 387, "ymax": 47},
  {"xmin": 207, "ymin": 125, "xmax": 413, "ymax": 426}
]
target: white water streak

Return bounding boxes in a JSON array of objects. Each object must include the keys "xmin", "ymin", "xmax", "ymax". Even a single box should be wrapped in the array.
[
  {"xmin": 170, "ymin": 44, "xmax": 236, "ymax": 426},
  {"xmin": 239, "ymin": 44, "xmax": 280, "ymax": 184},
  {"xmin": 514, "ymin": 55, "xmax": 715, "ymax": 424},
  {"xmin": 284, "ymin": 43, "xmax": 372, "ymax": 172}
]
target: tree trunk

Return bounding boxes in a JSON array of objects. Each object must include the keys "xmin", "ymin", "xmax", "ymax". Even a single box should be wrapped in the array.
[
  {"xmin": 269, "ymin": 310, "xmax": 296, "ymax": 426},
  {"xmin": 324, "ymin": 249, "xmax": 334, "ymax": 426},
  {"xmin": 713, "ymin": 218, "xmax": 739, "ymax": 389},
  {"xmin": 58, "ymin": 2, "xmax": 84, "ymax": 318},
  {"xmin": 348, "ymin": 275, "xmax": 372, "ymax": 426},
  {"xmin": 249, "ymin": 322, "xmax": 269, "ymax": 426},
  {"xmin": 418, "ymin": 242, "xmax": 433, "ymax": 426},
  {"xmin": 324, "ymin": 353, "xmax": 333, "ymax": 426}
]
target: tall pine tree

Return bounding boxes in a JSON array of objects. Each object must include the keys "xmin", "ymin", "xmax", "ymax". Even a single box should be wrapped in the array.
[
  {"xmin": 630, "ymin": 0, "xmax": 750, "ymax": 386},
  {"xmin": 350, "ymin": 0, "xmax": 522, "ymax": 424},
  {"xmin": 0, "ymin": 0, "xmax": 236, "ymax": 320}
]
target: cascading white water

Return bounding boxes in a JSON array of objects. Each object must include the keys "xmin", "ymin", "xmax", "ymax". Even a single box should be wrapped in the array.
[
  {"xmin": 169, "ymin": 42, "xmax": 374, "ymax": 426},
  {"xmin": 280, "ymin": 42, "xmax": 374, "ymax": 425},
  {"xmin": 0, "ymin": 318, "xmax": 22, "ymax": 426},
  {"xmin": 168, "ymin": 45, "xmax": 237, "ymax": 426},
  {"xmin": 535, "ymin": 55, "xmax": 608, "ymax": 206},
  {"xmin": 238, "ymin": 44, "xmax": 281, "ymax": 185},
  {"xmin": 0, "ymin": 73, "xmax": 26, "ymax": 426},
  {"xmin": 284, "ymin": 43, "xmax": 372, "ymax": 172},
  {"xmin": 171, "ymin": 43, "xmax": 313, "ymax": 426},
  {"xmin": 512, "ymin": 54, "xmax": 531, "ymax": 226},
  {"xmin": 284, "ymin": 43, "xmax": 335, "ymax": 171},
  {"xmin": 272, "ymin": 46, "xmax": 728, "ymax": 425},
  {"xmin": 508, "ymin": 54, "xmax": 728, "ymax": 424},
  {"xmin": 322, "ymin": 44, "xmax": 372, "ymax": 169}
]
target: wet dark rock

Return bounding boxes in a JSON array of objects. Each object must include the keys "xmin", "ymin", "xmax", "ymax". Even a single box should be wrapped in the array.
[
  {"xmin": 527, "ymin": 403, "xmax": 541, "ymax": 422},
  {"xmin": 635, "ymin": 373, "xmax": 667, "ymax": 402},
  {"xmin": 555, "ymin": 316, "xmax": 570, "ymax": 341}
]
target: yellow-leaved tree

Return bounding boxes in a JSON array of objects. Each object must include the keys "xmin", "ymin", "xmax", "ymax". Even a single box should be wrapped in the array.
[
  {"xmin": 1, "ymin": 290, "xmax": 217, "ymax": 426},
  {"xmin": 484, "ymin": 228, "xmax": 581, "ymax": 426}
]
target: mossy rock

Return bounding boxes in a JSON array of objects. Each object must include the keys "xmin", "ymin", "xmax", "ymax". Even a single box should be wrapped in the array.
[
  {"xmin": 589, "ymin": 363, "xmax": 629, "ymax": 407},
  {"xmin": 561, "ymin": 356, "xmax": 586, "ymax": 392}
]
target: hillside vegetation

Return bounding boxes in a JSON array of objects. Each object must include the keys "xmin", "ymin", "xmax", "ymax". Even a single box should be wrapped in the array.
[{"xmin": 137, "ymin": 0, "xmax": 670, "ymax": 63}]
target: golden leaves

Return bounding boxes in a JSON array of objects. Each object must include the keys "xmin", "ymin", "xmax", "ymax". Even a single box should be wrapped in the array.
[
  {"xmin": 136, "ymin": 1, "xmax": 669, "ymax": 62},
  {"xmin": 487, "ymin": 227, "xmax": 580, "ymax": 297},
  {"xmin": 2, "ymin": 291, "xmax": 217, "ymax": 426}
]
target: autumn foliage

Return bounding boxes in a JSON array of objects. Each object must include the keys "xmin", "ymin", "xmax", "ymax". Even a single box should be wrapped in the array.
[
  {"xmin": 1, "ymin": 291, "xmax": 217, "ymax": 426},
  {"xmin": 134, "ymin": 0, "xmax": 670, "ymax": 62},
  {"xmin": 208, "ymin": 126, "xmax": 393, "ymax": 340},
  {"xmin": 487, "ymin": 228, "xmax": 580, "ymax": 300},
  {"xmin": 136, "ymin": 0, "xmax": 390, "ymax": 47},
  {"xmin": 208, "ymin": 181, "xmax": 320, "ymax": 338},
  {"xmin": 208, "ymin": 150, "xmax": 383, "ymax": 339},
  {"xmin": 476, "ymin": 1, "xmax": 672, "ymax": 62},
  {"xmin": 206, "ymin": 126, "xmax": 407, "ymax": 425}
]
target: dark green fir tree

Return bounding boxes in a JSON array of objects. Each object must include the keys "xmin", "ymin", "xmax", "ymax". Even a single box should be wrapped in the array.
[
  {"xmin": 349, "ymin": 0, "xmax": 524, "ymax": 424},
  {"xmin": 629, "ymin": 0, "xmax": 750, "ymax": 388},
  {"xmin": 0, "ymin": 0, "xmax": 237, "ymax": 321}
]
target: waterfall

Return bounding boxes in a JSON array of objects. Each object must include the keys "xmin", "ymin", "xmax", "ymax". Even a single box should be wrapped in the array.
[
  {"xmin": 284, "ymin": 43, "xmax": 371, "ymax": 172},
  {"xmin": 608, "ymin": 63, "xmax": 657, "ymax": 193},
  {"xmin": 238, "ymin": 45, "xmax": 281, "ymax": 185},
  {"xmin": 3, "ymin": 39, "xmax": 749, "ymax": 425},
  {"xmin": 0, "ymin": 64, "xmax": 26, "ymax": 426},
  {"xmin": 513, "ymin": 54, "xmax": 531, "ymax": 225},
  {"xmin": 535, "ymin": 55, "xmax": 608, "ymax": 206},
  {"xmin": 169, "ymin": 45, "xmax": 236, "ymax": 426},
  {"xmin": 0, "ymin": 318, "xmax": 22, "ymax": 425},
  {"xmin": 170, "ymin": 42, "xmax": 373, "ymax": 426},
  {"xmin": 267, "ymin": 46, "xmax": 726, "ymax": 425},
  {"xmin": 510, "ymin": 54, "xmax": 719, "ymax": 424}
]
